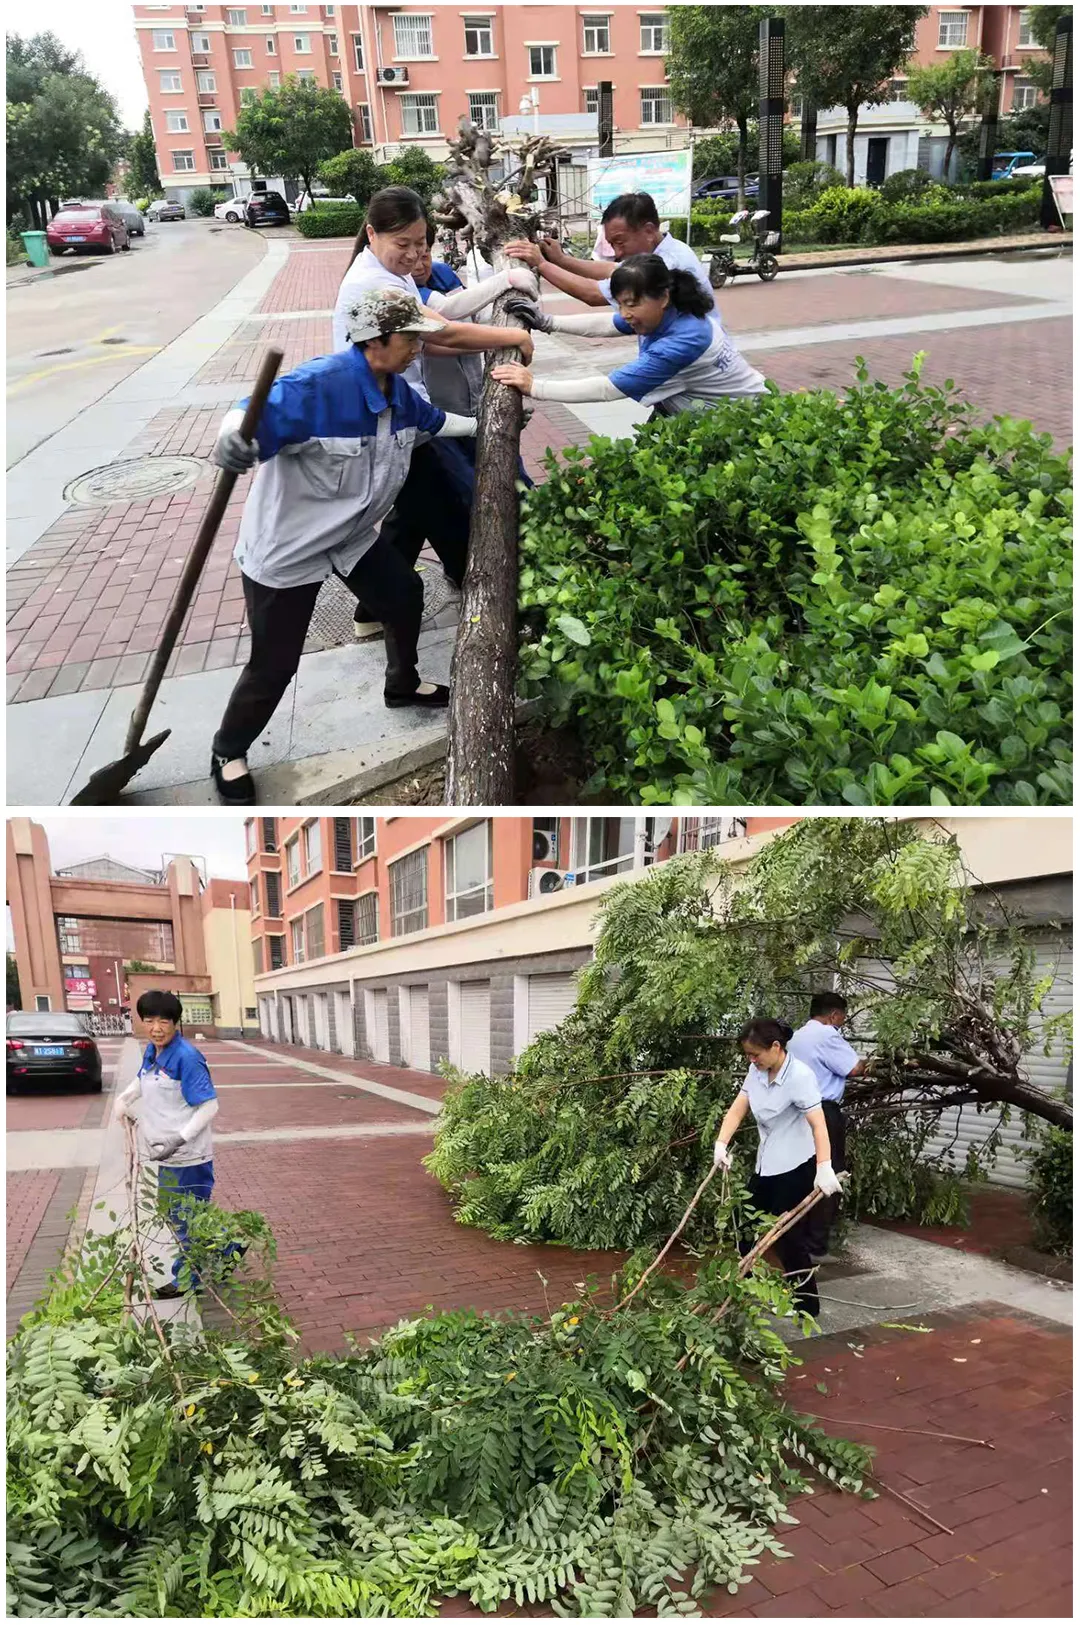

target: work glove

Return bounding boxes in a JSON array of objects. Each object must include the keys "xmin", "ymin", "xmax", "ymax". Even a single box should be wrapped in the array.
[
  {"xmin": 212, "ymin": 426, "xmax": 259, "ymax": 474},
  {"xmin": 813, "ymin": 1160, "xmax": 842, "ymax": 1197},
  {"xmin": 507, "ymin": 266, "xmax": 537, "ymax": 293},
  {"xmin": 148, "ymin": 1131, "xmax": 187, "ymax": 1163},
  {"xmin": 712, "ymin": 1139, "xmax": 732, "ymax": 1171},
  {"xmin": 503, "ymin": 294, "xmax": 554, "ymax": 334}
]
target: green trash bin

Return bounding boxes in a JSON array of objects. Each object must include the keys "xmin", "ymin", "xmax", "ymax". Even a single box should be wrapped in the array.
[{"xmin": 20, "ymin": 231, "xmax": 50, "ymax": 268}]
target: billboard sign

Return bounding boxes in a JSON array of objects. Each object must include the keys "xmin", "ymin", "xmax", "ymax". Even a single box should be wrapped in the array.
[
  {"xmin": 179, "ymin": 993, "xmax": 214, "ymax": 1028},
  {"xmin": 585, "ymin": 148, "xmax": 693, "ymax": 220}
]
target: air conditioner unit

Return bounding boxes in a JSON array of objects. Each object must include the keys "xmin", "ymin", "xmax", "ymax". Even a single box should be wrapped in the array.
[
  {"xmin": 378, "ymin": 65, "xmax": 409, "ymax": 86},
  {"xmin": 532, "ymin": 828, "xmax": 558, "ymax": 864},
  {"xmin": 528, "ymin": 867, "xmax": 565, "ymax": 899}
]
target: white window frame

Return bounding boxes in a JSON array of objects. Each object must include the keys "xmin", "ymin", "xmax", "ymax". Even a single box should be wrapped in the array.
[
  {"xmin": 245, "ymin": 819, "xmax": 256, "ymax": 856},
  {"xmin": 582, "ymin": 14, "xmax": 612, "ymax": 56},
  {"xmin": 1012, "ymin": 77, "xmax": 1038, "ymax": 109},
  {"xmin": 399, "ymin": 91, "xmax": 440, "ymax": 135},
  {"xmin": 445, "ymin": 821, "xmax": 493, "ymax": 923},
  {"xmin": 677, "ymin": 815, "xmax": 747, "ymax": 854},
  {"xmin": 352, "ymin": 33, "xmax": 365, "ymax": 70},
  {"xmin": 303, "ymin": 820, "xmax": 322, "ymax": 876},
  {"xmin": 392, "ymin": 12, "xmax": 435, "ymax": 60},
  {"xmin": 332, "ymin": 70, "xmax": 343, "ymax": 91},
  {"xmin": 158, "ymin": 70, "xmax": 183, "ymax": 92},
  {"xmin": 239, "ymin": 86, "xmax": 257, "ymax": 105},
  {"xmin": 304, "ymin": 902, "xmax": 325, "ymax": 962},
  {"xmin": 294, "ymin": 33, "xmax": 311, "ymax": 52},
  {"xmin": 355, "ymin": 817, "xmax": 377, "ymax": 862},
  {"xmin": 1017, "ymin": 9, "xmax": 1038, "ymax": 48},
  {"xmin": 356, "ymin": 890, "xmax": 379, "ymax": 946},
  {"xmin": 328, "ymin": 32, "xmax": 339, "ymax": 55},
  {"xmin": 639, "ymin": 12, "xmax": 669, "ymax": 54},
  {"xmin": 285, "ymin": 836, "xmax": 301, "ymax": 889},
  {"xmin": 888, "ymin": 78, "xmax": 908, "ymax": 103},
  {"xmin": 192, "ymin": 32, "xmax": 212, "ymax": 53},
  {"xmin": 467, "ymin": 90, "xmax": 500, "ymax": 132},
  {"xmin": 584, "ymin": 86, "xmax": 599, "ymax": 114},
  {"xmin": 172, "ymin": 150, "xmax": 196, "ymax": 171},
  {"xmin": 358, "ymin": 101, "xmax": 373, "ymax": 142},
  {"xmin": 463, "ymin": 14, "xmax": 495, "ymax": 58},
  {"xmin": 226, "ymin": 7, "xmax": 248, "ymax": 26},
  {"xmin": 262, "ymin": 2, "xmax": 274, "ymax": 12},
  {"xmin": 266, "ymin": 35, "xmax": 276, "ymax": 53},
  {"xmin": 290, "ymin": 3, "xmax": 308, "ymax": 10},
  {"xmin": 201, "ymin": 107, "xmax": 222, "ymax": 131},
  {"xmin": 267, "ymin": 70, "xmax": 280, "ymax": 87},
  {"xmin": 296, "ymin": 68, "xmax": 316, "ymax": 81},
  {"xmin": 233, "ymin": 48, "xmax": 254, "ymax": 68},
  {"xmin": 570, "ymin": 816, "xmax": 657, "ymax": 884},
  {"xmin": 640, "ymin": 86, "xmax": 674, "ymax": 126},
  {"xmin": 528, "ymin": 43, "xmax": 557, "ymax": 79},
  {"xmin": 389, "ymin": 847, "xmax": 429, "ymax": 936},
  {"xmin": 197, "ymin": 69, "xmax": 217, "ymax": 92},
  {"xmin": 290, "ymin": 917, "xmax": 306, "ymax": 964},
  {"xmin": 152, "ymin": 30, "xmax": 176, "ymax": 50},
  {"xmin": 209, "ymin": 149, "xmax": 229, "ymax": 170},
  {"xmin": 937, "ymin": 10, "xmax": 970, "ymax": 49},
  {"xmin": 165, "ymin": 109, "xmax": 190, "ymax": 132}
]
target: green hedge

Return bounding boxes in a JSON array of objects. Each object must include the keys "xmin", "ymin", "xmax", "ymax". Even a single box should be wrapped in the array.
[
  {"xmin": 1026, "ymin": 1127, "xmax": 1072, "ymax": 1255},
  {"xmin": 784, "ymin": 183, "xmax": 1042, "ymax": 246},
  {"xmin": 294, "ymin": 203, "xmax": 362, "ymax": 239}
]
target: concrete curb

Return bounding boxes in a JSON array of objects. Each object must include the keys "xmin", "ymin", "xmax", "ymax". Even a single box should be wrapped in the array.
[{"xmin": 775, "ymin": 232, "xmax": 1072, "ymax": 274}]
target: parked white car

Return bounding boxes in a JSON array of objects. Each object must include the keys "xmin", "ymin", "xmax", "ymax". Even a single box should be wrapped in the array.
[
  {"xmin": 291, "ymin": 192, "xmax": 354, "ymax": 212},
  {"xmin": 214, "ymin": 197, "xmax": 248, "ymax": 223},
  {"xmin": 1011, "ymin": 162, "xmax": 1047, "ymax": 180}
]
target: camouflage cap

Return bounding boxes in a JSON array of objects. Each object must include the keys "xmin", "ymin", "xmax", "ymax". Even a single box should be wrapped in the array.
[{"xmin": 343, "ymin": 286, "xmax": 444, "ymax": 344}]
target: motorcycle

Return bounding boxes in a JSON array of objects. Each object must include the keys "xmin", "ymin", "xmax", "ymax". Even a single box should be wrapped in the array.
[{"xmin": 705, "ymin": 208, "xmax": 780, "ymax": 288}]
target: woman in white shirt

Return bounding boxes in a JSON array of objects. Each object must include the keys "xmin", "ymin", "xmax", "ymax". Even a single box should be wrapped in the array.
[{"xmin": 712, "ymin": 1017, "xmax": 842, "ymax": 1316}]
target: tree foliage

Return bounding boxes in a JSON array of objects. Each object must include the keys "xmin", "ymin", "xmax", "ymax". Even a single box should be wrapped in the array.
[
  {"xmin": 7, "ymin": 953, "xmax": 22, "ymax": 1011},
  {"xmin": 427, "ymin": 820, "xmax": 1071, "ymax": 1251},
  {"xmin": 316, "ymin": 145, "xmax": 448, "ymax": 209},
  {"xmin": 126, "ymin": 109, "xmax": 161, "ymax": 199},
  {"xmin": 6, "ymin": 35, "xmax": 124, "ymax": 229},
  {"xmin": 1021, "ymin": 5, "xmax": 1071, "ymax": 96},
  {"xmin": 226, "ymin": 77, "xmax": 354, "ymax": 205},
  {"xmin": 907, "ymin": 49, "xmax": 997, "ymax": 179},
  {"xmin": 783, "ymin": 6, "xmax": 928, "ymax": 186},
  {"xmin": 7, "ymin": 1170, "xmax": 874, "ymax": 1617},
  {"xmin": 667, "ymin": 7, "xmax": 772, "ymax": 205}
]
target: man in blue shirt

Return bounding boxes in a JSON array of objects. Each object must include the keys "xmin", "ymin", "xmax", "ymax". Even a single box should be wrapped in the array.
[{"xmin": 788, "ymin": 992, "xmax": 865, "ymax": 1258}]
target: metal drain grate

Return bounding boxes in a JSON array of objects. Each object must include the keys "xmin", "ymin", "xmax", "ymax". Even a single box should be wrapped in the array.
[
  {"xmin": 303, "ymin": 561, "xmax": 460, "ymax": 653},
  {"xmin": 63, "ymin": 455, "xmax": 207, "ymax": 507}
]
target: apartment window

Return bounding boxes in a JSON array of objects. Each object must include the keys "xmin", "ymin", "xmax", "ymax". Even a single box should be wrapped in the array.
[
  {"xmin": 1017, "ymin": 9, "xmax": 1038, "ymax": 47},
  {"xmin": 352, "ymin": 33, "xmax": 364, "ymax": 69},
  {"xmin": 152, "ymin": 30, "xmax": 176, "ymax": 50},
  {"xmin": 571, "ymin": 817, "xmax": 653, "ymax": 883},
  {"xmin": 57, "ymin": 918, "xmax": 82, "ymax": 955},
  {"xmin": 240, "ymin": 86, "xmax": 257, "ymax": 104},
  {"xmin": 355, "ymin": 816, "xmax": 376, "ymax": 861},
  {"xmin": 528, "ymin": 44, "xmax": 556, "ymax": 78},
  {"xmin": 291, "ymin": 918, "xmax": 306, "ymax": 963},
  {"xmin": 328, "ymin": 32, "xmax": 339, "ymax": 54},
  {"xmin": 268, "ymin": 70, "xmax": 280, "ymax": 87},
  {"xmin": 303, "ymin": 820, "xmax": 322, "ymax": 875},
  {"xmin": 290, "ymin": 3, "xmax": 307, "ymax": 10},
  {"xmin": 305, "ymin": 904, "xmax": 325, "ymax": 961},
  {"xmin": 226, "ymin": 7, "xmax": 247, "ymax": 24},
  {"xmin": 1013, "ymin": 76, "xmax": 1038, "ymax": 108},
  {"xmin": 332, "ymin": 71, "xmax": 343, "ymax": 90},
  {"xmin": 266, "ymin": 35, "xmax": 276, "ymax": 53},
  {"xmin": 294, "ymin": 34, "xmax": 311, "ymax": 52},
  {"xmin": 468, "ymin": 91, "xmax": 500, "ymax": 132},
  {"xmin": 393, "ymin": 13, "xmax": 434, "ymax": 59},
  {"xmin": 286, "ymin": 837, "xmax": 301, "ymax": 888},
  {"xmin": 172, "ymin": 150, "xmax": 196, "ymax": 170},
  {"xmin": 337, "ymin": 898, "xmax": 357, "ymax": 949},
  {"xmin": 296, "ymin": 68, "xmax": 316, "ymax": 80},
  {"xmin": 209, "ymin": 149, "xmax": 229, "ymax": 169},
  {"xmin": 324, "ymin": 4, "xmax": 335, "ymax": 14},
  {"xmin": 268, "ymin": 934, "xmax": 285, "ymax": 970},
  {"xmin": 400, "ymin": 92, "xmax": 439, "ymax": 135},
  {"xmin": 203, "ymin": 108, "xmax": 223, "ymax": 131},
  {"xmin": 253, "ymin": 938, "xmax": 263, "ymax": 975},
  {"xmin": 332, "ymin": 818, "xmax": 352, "ymax": 872},
  {"xmin": 197, "ymin": 70, "xmax": 217, "ymax": 91},
  {"xmin": 937, "ymin": 11, "xmax": 969, "ymax": 48},
  {"xmin": 584, "ymin": 86, "xmax": 599, "ymax": 114},
  {"xmin": 165, "ymin": 110, "xmax": 190, "ymax": 132},
  {"xmin": 265, "ymin": 870, "xmax": 282, "ymax": 918},
  {"xmin": 234, "ymin": 49, "xmax": 254, "ymax": 68},
  {"xmin": 677, "ymin": 815, "xmax": 747, "ymax": 853},
  {"xmin": 888, "ymin": 78, "xmax": 909, "ymax": 102},
  {"xmin": 640, "ymin": 87, "xmax": 674, "ymax": 125},
  {"xmin": 250, "ymin": 878, "xmax": 260, "ymax": 918},
  {"xmin": 464, "ymin": 15, "xmax": 494, "ymax": 56},
  {"xmin": 262, "ymin": 3, "xmax": 274, "ymax": 12},
  {"xmin": 390, "ymin": 849, "xmax": 428, "ymax": 936},
  {"xmin": 192, "ymin": 32, "xmax": 212, "ymax": 53},
  {"xmin": 582, "ymin": 15, "xmax": 611, "ymax": 55},
  {"xmin": 445, "ymin": 822, "xmax": 493, "ymax": 922},
  {"xmin": 790, "ymin": 92, "xmax": 804, "ymax": 117},
  {"xmin": 159, "ymin": 70, "xmax": 183, "ymax": 92},
  {"xmin": 358, "ymin": 102, "xmax": 373, "ymax": 141},
  {"xmin": 245, "ymin": 819, "xmax": 256, "ymax": 856},
  {"xmin": 357, "ymin": 891, "xmax": 378, "ymax": 944},
  {"xmin": 639, "ymin": 12, "xmax": 669, "ymax": 53}
]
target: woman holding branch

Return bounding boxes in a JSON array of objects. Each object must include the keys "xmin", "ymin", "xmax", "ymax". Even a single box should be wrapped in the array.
[{"xmin": 713, "ymin": 1017, "xmax": 842, "ymax": 1317}]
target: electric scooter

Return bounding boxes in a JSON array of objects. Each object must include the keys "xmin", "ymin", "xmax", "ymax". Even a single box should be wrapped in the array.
[{"xmin": 705, "ymin": 209, "xmax": 780, "ymax": 288}]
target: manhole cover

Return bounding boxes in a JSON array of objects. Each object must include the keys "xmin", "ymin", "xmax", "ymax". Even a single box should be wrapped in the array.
[
  {"xmin": 303, "ymin": 561, "xmax": 460, "ymax": 653},
  {"xmin": 64, "ymin": 455, "xmax": 206, "ymax": 507}
]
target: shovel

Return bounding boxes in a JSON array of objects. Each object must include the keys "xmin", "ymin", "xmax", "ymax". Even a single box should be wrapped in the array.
[{"xmin": 69, "ymin": 347, "xmax": 283, "ymax": 804}]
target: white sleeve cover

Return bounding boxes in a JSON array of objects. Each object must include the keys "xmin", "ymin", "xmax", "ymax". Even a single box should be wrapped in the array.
[
  {"xmin": 531, "ymin": 375, "xmax": 627, "ymax": 404},
  {"xmin": 113, "ymin": 1077, "xmax": 143, "ymax": 1121},
  {"xmin": 181, "ymin": 1098, "xmax": 219, "ymax": 1142},
  {"xmin": 425, "ymin": 270, "xmax": 515, "ymax": 320},
  {"xmin": 549, "ymin": 312, "xmax": 623, "ymax": 337},
  {"xmin": 435, "ymin": 412, "xmax": 479, "ymax": 437}
]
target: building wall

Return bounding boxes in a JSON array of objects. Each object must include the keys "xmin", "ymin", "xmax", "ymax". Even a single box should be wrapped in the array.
[{"xmin": 202, "ymin": 878, "xmax": 258, "ymax": 1037}]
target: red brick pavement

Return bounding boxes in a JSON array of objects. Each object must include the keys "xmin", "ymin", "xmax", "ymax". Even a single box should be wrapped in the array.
[
  {"xmin": 258, "ymin": 245, "xmax": 351, "ymax": 312},
  {"xmin": 6, "ymin": 1092, "xmax": 102, "ymax": 1132},
  {"xmin": 6, "ymin": 1171, "xmax": 61, "ymax": 1291},
  {"xmin": 214, "ymin": 1081, "xmax": 425, "ymax": 1132},
  {"xmin": 194, "ymin": 317, "xmax": 334, "ymax": 385},
  {"xmin": 878, "ymin": 1188, "xmax": 1036, "ymax": 1259},
  {"xmin": 242, "ymin": 1037, "xmax": 452, "ymax": 1102},
  {"xmin": 716, "ymin": 268, "xmax": 1040, "ymax": 335}
]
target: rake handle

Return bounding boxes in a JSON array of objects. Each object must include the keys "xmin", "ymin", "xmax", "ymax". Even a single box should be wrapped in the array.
[{"xmin": 121, "ymin": 346, "xmax": 284, "ymax": 756}]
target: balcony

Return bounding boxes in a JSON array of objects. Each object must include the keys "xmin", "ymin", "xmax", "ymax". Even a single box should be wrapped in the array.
[
  {"xmin": 204, "ymin": 131, "xmax": 225, "ymax": 147},
  {"xmin": 197, "ymin": 92, "xmax": 217, "ymax": 107},
  {"xmin": 191, "ymin": 52, "xmax": 211, "ymax": 67}
]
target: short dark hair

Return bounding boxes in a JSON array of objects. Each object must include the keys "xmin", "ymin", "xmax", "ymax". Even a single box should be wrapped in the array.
[
  {"xmin": 601, "ymin": 191, "xmax": 660, "ymax": 230},
  {"xmin": 136, "ymin": 989, "xmax": 183, "ymax": 1024},
  {"xmin": 810, "ymin": 991, "xmax": 848, "ymax": 1018},
  {"xmin": 738, "ymin": 1016, "xmax": 793, "ymax": 1051}
]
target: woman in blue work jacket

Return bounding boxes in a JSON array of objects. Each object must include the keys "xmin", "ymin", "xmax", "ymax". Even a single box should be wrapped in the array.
[{"xmin": 492, "ymin": 253, "xmax": 765, "ymax": 419}]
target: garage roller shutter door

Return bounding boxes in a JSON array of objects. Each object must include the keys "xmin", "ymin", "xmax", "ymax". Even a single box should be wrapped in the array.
[
  {"xmin": 409, "ymin": 986, "xmax": 430, "ymax": 1072},
  {"xmin": 371, "ymin": 990, "xmax": 389, "ymax": 1063},
  {"xmin": 459, "ymin": 981, "xmax": 490, "ymax": 1074},
  {"xmin": 526, "ymin": 971, "xmax": 579, "ymax": 1045}
]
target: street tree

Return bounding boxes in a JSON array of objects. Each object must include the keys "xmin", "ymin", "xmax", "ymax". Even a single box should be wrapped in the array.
[
  {"xmin": 428, "ymin": 818, "xmax": 1071, "ymax": 1249},
  {"xmin": 907, "ymin": 48, "xmax": 996, "ymax": 180},
  {"xmin": 6, "ymin": 31, "xmax": 80, "ymax": 103},
  {"xmin": 127, "ymin": 108, "xmax": 161, "ymax": 199},
  {"xmin": 6, "ymin": 953, "xmax": 22, "ymax": 1011},
  {"xmin": 225, "ymin": 76, "xmax": 353, "ymax": 205},
  {"xmin": 6, "ymin": 33, "xmax": 124, "ymax": 227},
  {"xmin": 1022, "ymin": 4, "xmax": 1071, "ymax": 97},
  {"xmin": 666, "ymin": 5, "xmax": 771, "ymax": 206},
  {"xmin": 317, "ymin": 146, "xmax": 382, "ymax": 203},
  {"xmin": 783, "ymin": 6, "xmax": 928, "ymax": 187},
  {"xmin": 378, "ymin": 145, "xmax": 448, "ymax": 204}
]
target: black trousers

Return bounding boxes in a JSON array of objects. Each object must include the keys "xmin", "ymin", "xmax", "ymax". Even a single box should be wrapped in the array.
[
  {"xmin": 804, "ymin": 1099, "xmax": 847, "ymax": 1259},
  {"xmin": 740, "ymin": 1154, "xmax": 819, "ymax": 1316},
  {"xmin": 354, "ymin": 441, "xmax": 471, "ymax": 619},
  {"xmin": 212, "ymin": 537, "xmax": 423, "ymax": 760}
]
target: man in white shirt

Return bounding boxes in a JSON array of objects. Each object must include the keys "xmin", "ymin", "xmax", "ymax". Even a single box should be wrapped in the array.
[{"xmin": 787, "ymin": 992, "xmax": 865, "ymax": 1258}]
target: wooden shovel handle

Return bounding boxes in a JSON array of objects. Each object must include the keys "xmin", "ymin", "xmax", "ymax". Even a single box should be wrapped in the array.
[{"xmin": 121, "ymin": 346, "xmax": 284, "ymax": 756}]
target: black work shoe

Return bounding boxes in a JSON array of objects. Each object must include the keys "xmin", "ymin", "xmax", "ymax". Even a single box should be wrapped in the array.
[
  {"xmin": 211, "ymin": 753, "xmax": 256, "ymax": 805},
  {"xmin": 154, "ymin": 1282, "xmax": 183, "ymax": 1300},
  {"xmin": 384, "ymin": 683, "xmax": 450, "ymax": 710}
]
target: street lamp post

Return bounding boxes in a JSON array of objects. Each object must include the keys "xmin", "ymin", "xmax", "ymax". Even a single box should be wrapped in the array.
[
  {"xmin": 1041, "ymin": 12, "xmax": 1073, "ymax": 229},
  {"xmin": 758, "ymin": 16, "xmax": 785, "ymax": 247},
  {"xmin": 519, "ymin": 86, "xmax": 540, "ymax": 137}
]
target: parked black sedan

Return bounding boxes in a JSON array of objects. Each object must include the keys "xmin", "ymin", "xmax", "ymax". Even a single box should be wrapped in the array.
[
  {"xmin": 245, "ymin": 190, "xmax": 291, "ymax": 228},
  {"xmin": 6, "ymin": 1012, "xmax": 103, "ymax": 1093},
  {"xmin": 693, "ymin": 174, "xmax": 760, "ymax": 202}
]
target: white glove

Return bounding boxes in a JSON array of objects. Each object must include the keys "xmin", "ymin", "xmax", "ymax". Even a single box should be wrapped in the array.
[
  {"xmin": 113, "ymin": 1086, "xmax": 138, "ymax": 1122},
  {"xmin": 814, "ymin": 1160, "xmax": 842, "ymax": 1197},
  {"xmin": 148, "ymin": 1131, "xmax": 186, "ymax": 1163},
  {"xmin": 713, "ymin": 1139, "xmax": 732, "ymax": 1171},
  {"xmin": 508, "ymin": 265, "xmax": 537, "ymax": 293},
  {"xmin": 212, "ymin": 426, "xmax": 258, "ymax": 474}
]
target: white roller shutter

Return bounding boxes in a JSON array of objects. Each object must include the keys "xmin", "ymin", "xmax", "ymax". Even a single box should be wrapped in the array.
[
  {"xmin": 312, "ymin": 993, "xmax": 330, "ymax": 1050},
  {"xmin": 370, "ymin": 990, "xmax": 390, "ymax": 1063},
  {"xmin": 295, "ymin": 997, "xmax": 310, "ymax": 1048},
  {"xmin": 335, "ymin": 991, "xmax": 354, "ymax": 1057},
  {"xmin": 526, "ymin": 971, "xmax": 579, "ymax": 1044},
  {"xmin": 409, "ymin": 986, "xmax": 430, "ymax": 1072},
  {"xmin": 459, "ymin": 981, "xmax": 490, "ymax": 1074}
]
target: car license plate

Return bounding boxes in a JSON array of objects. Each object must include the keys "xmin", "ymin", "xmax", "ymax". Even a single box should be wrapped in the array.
[
  {"xmin": 68, "ymin": 235, "xmax": 86, "ymax": 242},
  {"xmin": 34, "ymin": 1046, "xmax": 65, "ymax": 1056}
]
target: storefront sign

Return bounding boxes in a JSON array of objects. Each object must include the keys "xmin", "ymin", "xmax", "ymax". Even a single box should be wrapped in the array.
[{"xmin": 64, "ymin": 977, "xmax": 96, "ymax": 998}]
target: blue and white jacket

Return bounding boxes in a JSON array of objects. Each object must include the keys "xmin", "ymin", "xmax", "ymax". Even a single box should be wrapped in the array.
[{"xmin": 135, "ymin": 1033, "xmax": 217, "ymax": 1169}]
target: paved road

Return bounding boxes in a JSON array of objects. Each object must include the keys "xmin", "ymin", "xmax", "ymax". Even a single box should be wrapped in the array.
[{"xmin": 6, "ymin": 217, "xmax": 265, "ymax": 469}]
